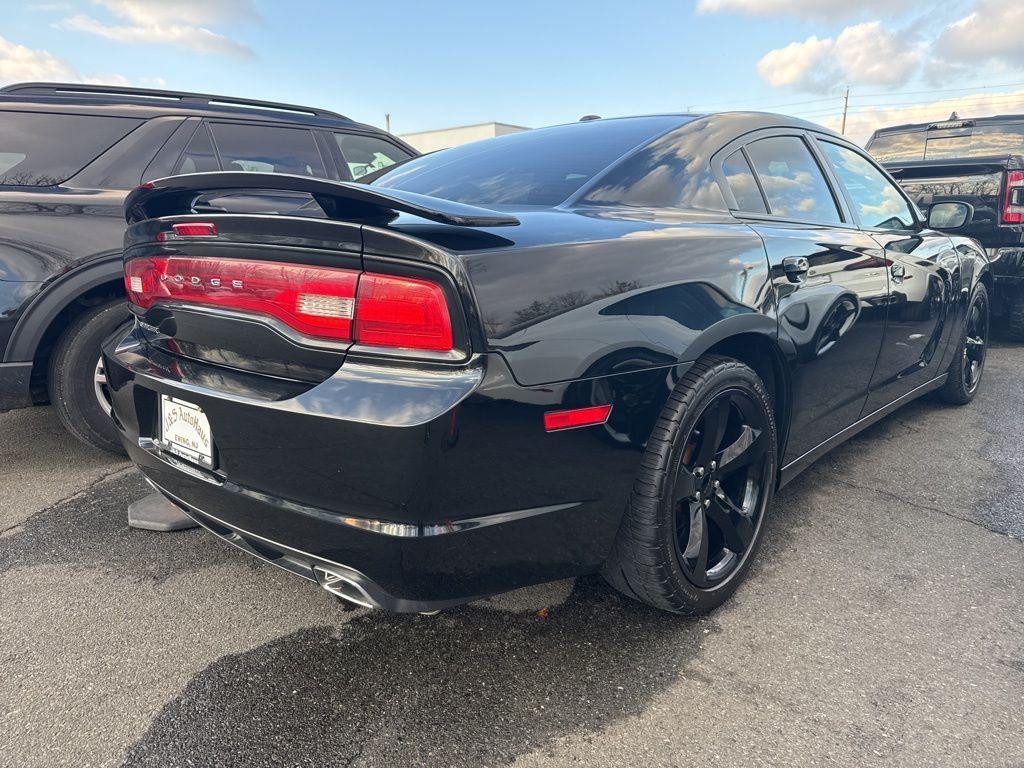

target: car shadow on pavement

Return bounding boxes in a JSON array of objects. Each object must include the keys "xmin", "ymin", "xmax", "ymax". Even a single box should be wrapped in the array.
[
  {"xmin": 120, "ymin": 577, "xmax": 706, "ymax": 768},
  {"xmin": 114, "ymin": 484, "xmax": 809, "ymax": 768}
]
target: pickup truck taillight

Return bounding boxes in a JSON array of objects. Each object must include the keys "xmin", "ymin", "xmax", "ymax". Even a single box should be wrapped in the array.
[
  {"xmin": 124, "ymin": 256, "xmax": 454, "ymax": 352},
  {"xmin": 1002, "ymin": 170, "xmax": 1024, "ymax": 224}
]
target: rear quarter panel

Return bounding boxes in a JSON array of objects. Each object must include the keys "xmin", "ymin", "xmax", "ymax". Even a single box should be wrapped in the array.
[{"xmin": 458, "ymin": 209, "xmax": 774, "ymax": 386}]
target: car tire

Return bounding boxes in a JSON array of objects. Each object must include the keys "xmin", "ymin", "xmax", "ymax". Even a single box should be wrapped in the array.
[
  {"xmin": 48, "ymin": 299, "xmax": 132, "ymax": 455},
  {"xmin": 603, "ymin": 355, "xmax": 778, "ymax": 615},
  {"xmin": 936, "ymin": 283, "xmax": 989, "ymax": 406},
  {"xmin": 1008, "ymin": 288, "xmax": 1024, "ymax": 342}
]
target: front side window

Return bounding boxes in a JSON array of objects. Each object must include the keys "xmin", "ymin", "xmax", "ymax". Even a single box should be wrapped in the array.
[
  {"xmin": 334, "ymin": 133, "xmax": 411, "ymax": 180},
  {"xmin": 744, "ymin": 136, "xmax": 841, "ymax": 224},
  {"xmin": 819, "ymin": 141, "xmax": 915, "ymax": 231},
  {"xmin": 721, "ymin": 149, "xmax": 767, "ymax": 214},
  {"xmin": 210, "ymin": 122, "xmax": 326, "ymax": 177},
  {"xmin": 0, "ymin": 111, "xmax": 141, "ymax": 186}
]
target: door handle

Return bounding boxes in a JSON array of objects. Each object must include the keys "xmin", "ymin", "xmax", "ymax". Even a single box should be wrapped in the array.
[{"xmin": 782, "ymin": 256, "xmax": 810, "ymax": 283}]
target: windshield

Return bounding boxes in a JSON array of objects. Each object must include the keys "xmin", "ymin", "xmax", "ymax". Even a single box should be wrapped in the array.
[
  {"xmin": 867, "ymin": 123, "xmax": 1024, "ymax": 163},
  {"xmin": 372, "ymin": 116, "xmax": 687, "ymax": 207}
]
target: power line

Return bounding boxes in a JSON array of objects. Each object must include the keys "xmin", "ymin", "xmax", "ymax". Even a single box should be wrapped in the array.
[{"xmin": 853, "ymin": 81, "xmax": 1024, "ymax": 100}]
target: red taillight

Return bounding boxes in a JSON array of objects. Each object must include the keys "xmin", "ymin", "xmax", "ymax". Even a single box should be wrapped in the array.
[
  {"xmin": 543, "ymin": 404, "xmax": 612, "ymax": 432},
  {"xmin": 1003, "ymin": 171, "xmax": 1024, "ymax": 224},
  {"xmin": 124, "ymin": 256, "xmax": 454, "ymax": 352},
  {"xmin": 354, "ymin": 273, "xmax": 453, "ymax": 351},
  {"xmin": 156, "ymin": 222, "xmax": 219, "ymax": 241}
]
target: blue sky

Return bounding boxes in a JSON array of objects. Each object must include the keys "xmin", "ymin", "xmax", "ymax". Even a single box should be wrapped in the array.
[{"xmin": 3, "ymin": 0, "xmax": 1023, "ymax": 143}]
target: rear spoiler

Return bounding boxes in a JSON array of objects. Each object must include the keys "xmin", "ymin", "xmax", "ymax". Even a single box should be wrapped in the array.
[{"xmin": 124, "ymin": 172, "xmax": 520, "ymax": 228}]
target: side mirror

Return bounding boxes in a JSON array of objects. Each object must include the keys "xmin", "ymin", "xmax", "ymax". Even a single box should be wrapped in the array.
[{"xmin": 927, "ymin": 201, "xmax": 973, "ymax": 231}]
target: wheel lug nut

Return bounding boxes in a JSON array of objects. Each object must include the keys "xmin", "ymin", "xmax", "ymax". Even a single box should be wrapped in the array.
[
  {"xmin": 695, "ymin": 467, "xmax": 704, "ymax": 477},
  {"xmin": 695, "ymin": 491, "xmax": 701, "ymax": 500},
  {"xmin": 710, "ymin": 461, "xmax": 717, "ymax": 471},
  {"xmin": 713, "ymin": 480, "xmax": 720, "ymax": 488},
  {"xmin": 703, "ymin": 499, "xmax": 711, "ymax": 508}
]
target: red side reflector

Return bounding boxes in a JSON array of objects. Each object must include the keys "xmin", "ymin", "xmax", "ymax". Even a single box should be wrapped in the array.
[{"xmin": 544, "ymin": 404, "xmax": 612, "ymax": 432}]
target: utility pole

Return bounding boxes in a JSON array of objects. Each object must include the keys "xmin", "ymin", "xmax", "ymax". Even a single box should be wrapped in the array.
[
  {"xmin": 840, "ymin": 87, "xmax": 849, "ymax": 135},
  {"xmin": 385, "ymin": 113, "xmax": 391, "ymax": 133}
]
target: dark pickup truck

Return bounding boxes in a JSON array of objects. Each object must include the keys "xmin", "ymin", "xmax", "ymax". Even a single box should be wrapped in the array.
[{"xmin": 866, "ymin": 115, "xmax": 1024, "ymax": 338}]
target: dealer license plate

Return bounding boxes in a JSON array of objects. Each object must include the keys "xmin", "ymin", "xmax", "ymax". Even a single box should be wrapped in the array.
[{"xmin": 160, "ymin": 395, "xmax": 214, "ymax": 468}]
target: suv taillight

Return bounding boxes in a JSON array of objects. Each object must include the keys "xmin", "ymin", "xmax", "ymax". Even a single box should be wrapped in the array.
[
  {"xmin": 124, "ymin": 257, "xmax": 454, "ymax": 352},
  {"xmin": 1002, "ymin": 170, "xmax": 1024, "ymax": 224}
]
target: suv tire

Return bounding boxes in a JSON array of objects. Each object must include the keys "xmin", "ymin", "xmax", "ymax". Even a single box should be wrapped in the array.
[{"xmin": 48, "ymin": 300, "xmax": 131, "ymax": 455}]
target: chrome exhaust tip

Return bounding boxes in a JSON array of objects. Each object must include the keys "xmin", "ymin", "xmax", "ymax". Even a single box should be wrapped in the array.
[{"xmin": 312, "ymin": 565, "xmax": 378, "ymax": 610}]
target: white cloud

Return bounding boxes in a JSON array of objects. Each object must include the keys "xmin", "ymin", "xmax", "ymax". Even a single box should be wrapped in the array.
[
  {"xmin": 0, "ymin": 35, "xmax": 76, "ymax": 83},
  {"xmin": 937, "ymin": 0, "xmax": 1024, "ymax": 70},
  {"xmin": 756, "ymin": 35, "xmax": 833, "ymax": 90},
  {"xmin": 824, "ymin": 90, "xmax": 1024, "ymax": 146},
  {"xmin": 0, "ymin": 33, "xmax": 137, "ymax": 88},
  {"xmin": 57, "ymin": 0, "xmax": 257, "ymax": 59},
  {"xmin": 757, "ymin": 21, "xmax": 921, "ymax": 93},
  {"xmin": 697, "ymin": 0, "xmax": 913, "ymax": 20}
]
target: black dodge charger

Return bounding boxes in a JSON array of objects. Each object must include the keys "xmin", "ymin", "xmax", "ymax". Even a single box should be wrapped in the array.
[{"xmin": 104, "ymin": 113, "xmax": 990, "ymax": 614}]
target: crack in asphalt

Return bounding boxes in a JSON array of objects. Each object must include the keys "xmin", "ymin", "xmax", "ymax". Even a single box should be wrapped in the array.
[{"xmin": 817, "ymin": 470, "xmax": 1023, "ymax": 543}]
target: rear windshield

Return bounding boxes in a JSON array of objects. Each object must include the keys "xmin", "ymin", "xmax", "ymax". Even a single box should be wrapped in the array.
[
  {"xmin": 0, "ymin": 111, "xmax": 142, "ymax": 186},
  {"xmin": 372, "ymin": 116, "xmax": 685, "ymax": 207},
  {"xmin": 867, "ymin": 123, "xmax": 1024, "ymax": 163}
]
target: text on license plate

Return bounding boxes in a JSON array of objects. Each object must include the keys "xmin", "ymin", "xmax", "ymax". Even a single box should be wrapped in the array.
[{"xmin": 160, "ymin": 395, "xmax": 213, "ymax": 467}]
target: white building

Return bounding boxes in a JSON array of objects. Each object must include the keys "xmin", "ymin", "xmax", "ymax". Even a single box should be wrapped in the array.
[{"xmin": 399, "ymin": 122, "xmax": 529, "ymax": 153}]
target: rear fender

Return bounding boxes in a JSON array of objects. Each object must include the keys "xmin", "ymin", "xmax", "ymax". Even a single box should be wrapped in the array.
[{"xmin": 4, "ymin": 256, "xmax": 124, "ymax": 363}]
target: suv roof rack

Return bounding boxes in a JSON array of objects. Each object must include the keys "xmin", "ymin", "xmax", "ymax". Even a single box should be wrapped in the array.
[{"xmin": 0, "ymin": 82, "xmax": 349, "ymax": 121}]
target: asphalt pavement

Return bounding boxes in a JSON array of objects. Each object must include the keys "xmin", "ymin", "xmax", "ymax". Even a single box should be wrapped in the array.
[{"xmin": 1, "ymin": 346, "xmax": 1022, "ymax": 768}]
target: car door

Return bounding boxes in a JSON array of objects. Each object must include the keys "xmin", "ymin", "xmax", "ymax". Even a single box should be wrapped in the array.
[
  {"xmin": 718, "ymin": 132, "xmax": 891, "ymax": 467},
  {"xmin": 815, "ymin": 138, "xmax": 960, "ymax": 413}
]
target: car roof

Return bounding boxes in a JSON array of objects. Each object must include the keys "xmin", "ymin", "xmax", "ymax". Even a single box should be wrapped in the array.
[
  {"xmin": 0, "ymin": 81, "xmax": 386, "ymax": 134},
  {"xmin": 538, "ymin": 110, "xmax": 844, "ymax": 140}
]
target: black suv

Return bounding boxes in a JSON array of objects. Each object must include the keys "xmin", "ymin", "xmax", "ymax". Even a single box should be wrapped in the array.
[
  {"xmin": 0, "ymin": 82, "xmax": 416, "ymax": 452},
  {"xmin": 866, "ymin": 114, "xmax": 1024, "ymax": 338}
]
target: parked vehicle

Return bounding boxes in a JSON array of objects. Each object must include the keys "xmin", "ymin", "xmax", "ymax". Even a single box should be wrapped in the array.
[
  {"xmin": 866, "ymin": 114, "xmax": 1024, "ymax": 338},
  {"xmin": 0, "ymin": 82, "xmax": 416, "ymax": 452},
  {"xmin": 104, "ymin": 113, "xmax": 990, "ymax": 615}
]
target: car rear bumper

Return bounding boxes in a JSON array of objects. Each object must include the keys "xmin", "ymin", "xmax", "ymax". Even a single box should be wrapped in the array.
[{"xmin": 104, "ymin": 329, "xmax": 665, "ymax": 610}]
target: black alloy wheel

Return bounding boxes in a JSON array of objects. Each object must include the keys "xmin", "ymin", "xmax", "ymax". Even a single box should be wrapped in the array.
[
  {"xmin": 937, "ymin": 283, "xmax": 989, "ymax": 406},
  {"xmin": 673, "ymin": 388, "xmax": 771, "ymax": 588},
  {"xmin": 961, "ymin": 291, "xmax": 988, "ymax": 395},
  {"xmin": 604, "ymin": 355, "xmax": 778, "ymax": 615}
]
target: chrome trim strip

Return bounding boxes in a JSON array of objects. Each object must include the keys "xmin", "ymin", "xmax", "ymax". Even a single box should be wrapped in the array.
[{"xmin": 138, "ymin": 438, "xmax": 582, "ymax": 537}]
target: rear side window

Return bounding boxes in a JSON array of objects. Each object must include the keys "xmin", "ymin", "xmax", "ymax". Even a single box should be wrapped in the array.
[
  {"xmin": 334, "ymin": 133, "xmax": 411, "ymax": 180},
  {"xmin": 176, "ymin": 123, "xmax": 220, "ymax": 174},
  {"xmin": 721, "ymin": 150, "xmax": 767, "ymax": 214},
  {"xmin": 0, "ymin": 111, "xmax": 141, "ymax": 186},
  {"xmin": 818, "ymin": 141, "xmax": 915, "ymax": 231},
  {"xmin": 745, "ymin": 136, "xmax": 841, "ymax": 224},
  {"xmin": 210, "ymin": 122, "xmax": 326, "ymax": 177}
]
